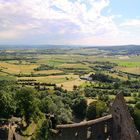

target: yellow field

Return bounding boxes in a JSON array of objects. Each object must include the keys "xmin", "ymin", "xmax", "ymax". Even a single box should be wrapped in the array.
[
  {"xmin": 34, "ymin": 70, "xmax": 63, "ymax": 75},
  {"xmin": 58, "ymin": 63, "xmax": 88, "ymax": 69},
  {"xmin": 57, "ymin": 78, "xmax": 85, "ymax": 91},
  {"xmin": 116, "ymin": 66, "xmax": 140, "ymax": 75},
  {"xmin": 0, "ymin": 62, "xmax": 38, "ymax": 74},
  {"xmin": 18, "ymin": 74, "xmax": 79, "ymax": 84},
  {"xmin": 118, "ymin": 56, "xmax": 130, "ymax": 60},
  {"xmin": 106, "ymin": 72, "xmax": 128, "ymax": 80},
  {"xmin": 0, "ymin": 71, "xmax": 8, "ymax": 76}
]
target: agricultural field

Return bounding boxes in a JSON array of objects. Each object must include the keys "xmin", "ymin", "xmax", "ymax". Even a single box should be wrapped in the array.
[
  {"xmin": 0, "ymin": 46, "xmax": 140, "ymax": 90},
  {"xmin": 0, "ymin": 46, "xmax": 139, "ymax": 116},
  {"xmin": 18, "ymin": 74, "xmax": 79, "ymax": 84},
  {"xmin": 0, "ymin": 61, "xmax": 38, "ymax": 74}
]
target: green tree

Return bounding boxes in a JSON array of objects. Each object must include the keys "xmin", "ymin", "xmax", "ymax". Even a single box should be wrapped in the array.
[
  {"xmin": 135, "ymin": 102, "xmax": 140, "ymax": 110},
  {"xmin": 16, "ymin": 87, "xmax": 41, "ymax": 125},
  {"xmin": 40, "ymin": 97, "xmax": 57, "ymax": 114},
  {"xmin": 0, "ymin": 90, "xmax": 16, "ymax": 118},
  {"xmin": 96, "ymin": 101, "xmax": 107, "ymax": 117},
  {"xmin": 86, "ymin": 101, "xmax": 107, "ymax": 120},
  {"xmin": 41, "ymin": 95, "xmax": 72, "ymax": 124},
  {"xmin": 133, "ymin": 107, "xmax": 140, "ymax": 132},
  {"xmin": 72, "ymin": 97, "xmax": 87, "ymax": 119},
  {"xmin": 32, "ymin": 120, "xmax": 49, "ymax": 140},
  {"xmin": 86, "ymin": 102, "xmax": 96, "ymax": 120},
  {"xmin": 49, "ymin": 95, "xmax": 72, "ymax": 124}
]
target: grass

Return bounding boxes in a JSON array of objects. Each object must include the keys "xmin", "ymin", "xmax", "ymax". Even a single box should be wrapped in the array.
[
  {"xmin": 116, "ymin": 66, "xmax": 140, "ymax": 75},
  {"xmin": 85, "ymin": 55, "xmax": 140, "ymax": 67},
  {"xmin": 109, "ymin": 95, "xmax": 135, "ymax": 103},
  {"xmin": 6, "ymin": 60, "xmax": 31, "ymax": 65},
  {"xmin": 58, "ymin": 63, "xmax": 89, "ymax": 69},
  {"xmin": 0, "ymin": 75, "xmax": 16, "ymax": 81},
  {"xmin": 116, "ymin": 61, "xmax": 140, "ymax": 67},
  {"xmin": 86, "ymin": 98, "xmax": 97, "ymax": 105},
  {"xmin": 0, "ymin": 71, "xmax": 8, "ymax": 76},
  {"xmin": 0, "ymin": 62, "xmax": 38, "ymax": 74},
  {"xmin": 34, "ymin": 69, "xmax": 63, "ymax": 75},
  {"xmin": 57, "ymin": 78, "xmax": 85, "ymax": 91},
  {"xmin": 18, "ymin": 74, "xmax": 79, "ymax": 84},
  {"xmin": 108, "ymin": 95, "xmax": 115, "ymax": 99},
  {"xmin": 36, "ymin": 55, "xmax": 72, "ymax": 66},
  {"xmin": 105, "ymin": 72, "xmax": 128, "ymax": 80},
  {"xmin": 21, "ymin": 122, "xmax": 36, "ymax": 136},
  {"xmin": 124, "ymin": 96, "xmax": 135, "ymax": 102}
]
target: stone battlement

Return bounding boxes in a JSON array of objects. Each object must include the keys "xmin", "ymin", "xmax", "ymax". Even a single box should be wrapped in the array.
[
  {"xmin": 51, "ymin": 115, "xmax": 113, "ymax": 140},
  {"xmin": 57, "ymin": 115, "xmax": 112, "ymax": 128}
]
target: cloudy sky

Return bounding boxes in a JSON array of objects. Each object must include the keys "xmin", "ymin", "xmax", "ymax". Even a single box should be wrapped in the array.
[{"xmin": 0, "ymin": 0, "xmax": 140, "ymax": 45}]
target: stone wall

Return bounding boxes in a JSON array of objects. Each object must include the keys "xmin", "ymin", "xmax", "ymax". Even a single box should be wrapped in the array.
[
  {"xmin": 1, "ymin": 93, "xmax": 140, "ymax": 140},
  {"xmin": 0, "ymin": 128, "xmax": 8, "ymax": 140},
  {"xmin": 0, "ymin": 124, "xmax": 25, "ymax": 140},
  {"xmin": 51, "ymin": 93, "xmax": 140, "ymax": 140},
  {"xmin": 51, "ymin": 115, "xmax": 113, "ymax": 140},
  {"xmin": 111, "ymin": 93, "xmax": 140, "ymax": 140}
]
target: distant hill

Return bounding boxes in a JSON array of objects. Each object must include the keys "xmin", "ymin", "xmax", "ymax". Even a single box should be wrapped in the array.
[
  {"xmin": 95, "ymin": 45, "xmax": 140, "ymax": 55},
  {"xmin": 0, "ymin": 45, "xmax": 82, "ymax": 49},
  {"xmin": 0, "ymin": 44, "xmax": 139, "ymax": 55}
]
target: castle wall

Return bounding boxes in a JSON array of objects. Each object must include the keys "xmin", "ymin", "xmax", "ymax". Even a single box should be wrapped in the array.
[
  {"xmin": 51, "ymin": 115, "xmax": 113, "ymax": 140},
  {"xmin": 111, "ymin": 93, "xmax": 140, "ymax": 140},
  {"xmin": 0, "ymin": 128, "xmax": 8, "ymax": 140},
  {"xmin": 1, "ymin": 93, "xmax": 140, "ymax": 140},
  {"xmin": 51, "ymin": 93, "xmax": 140, "ymax": 140}
]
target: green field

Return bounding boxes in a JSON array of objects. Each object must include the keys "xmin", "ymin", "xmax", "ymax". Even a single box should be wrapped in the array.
[{"xmin": 0, "ymin": 47, "xmax": 140, "ymax": 90}]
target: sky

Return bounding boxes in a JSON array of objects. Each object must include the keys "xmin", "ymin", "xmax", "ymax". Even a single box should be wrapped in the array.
[{"xmin": 0, "ymin": 0, "xmax": 140, "ymax": 45}]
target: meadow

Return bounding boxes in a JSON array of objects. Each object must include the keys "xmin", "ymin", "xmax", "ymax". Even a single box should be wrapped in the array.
[{"xmin": 0, "ymin": 47, "xmax": 140, "ymax": 91}]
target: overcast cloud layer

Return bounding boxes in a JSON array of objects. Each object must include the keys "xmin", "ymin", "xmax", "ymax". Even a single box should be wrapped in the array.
[{"xmin": 0, "ymin": 0, "xmax": 140, "ymax": 45}]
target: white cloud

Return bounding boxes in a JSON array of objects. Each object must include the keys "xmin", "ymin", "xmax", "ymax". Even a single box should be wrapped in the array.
[
  {"xmin": 120, "ymin": 19, "xmax": 140, "ymax": 27},
  {"xmin": 0, "ymin": 0, "xmax": 139, "ymax": 45},
  {"xmin": 0, "ymin": 30, "xmax": 19, "ymax": 39},
  {"xmin": 0, "ymin": 0, "xmax": 117, "ymax": 34}
]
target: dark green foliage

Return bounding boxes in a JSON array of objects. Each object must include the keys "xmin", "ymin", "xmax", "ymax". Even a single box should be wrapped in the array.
[
  {"xmin": 0, "ymin": 81, "xmax": 16, "ymax": 91},
  {"xmin": 40, "ymin": 95, "xmax": 72, "ymax": 124},
  {"xmin": 122, "ymin": 80, "xmax": 140, "ymax": 89},
  {"xmin": 86, "ymin": 101, "xmax": 107, "ymax": 120},
  {"xmin": 95, "ymin": 101, "xmax": 107, "ymax": 117},
  {"xmin": 89, "ymin": 73, "xmax": 119, "ymax": 83},
  {"xmin": 91, "ymin": 61, "xmax": 117, "ymax": 71},
  {"xmin": 135, "ymin": 102, "xmax": 140, "ymax": 109},
  {"xmin": 32, "ymin": 120, "xmax": 49, "ymax": 140},
  {"xmin": 16, "ymin": 87, "xmax": 41, "ymax": 125},
  {"xmin": 98, "ymin": 94, "xmax": 109, "ymax": 102},
  {"xmin": 72, "ymin": 97, "xmax": 87, "ymax": 119},
  {"xmin": 34, "ymin": 64, "xmax": 54, "ymax": 71},
  {"xmin": 133, "ymin": 107, "xmax": 140, "ymax": 131},
  {"xmin": 113, "ymin": 82, "xmax": 120, "ymax": 89},
  {"xmin": 86, "ymin": 102, "xmax": 96, "ymax": 120},
  {"xmin": 128, "ymin": 104, "xmax": 140, "ymax": 132},
  {"xmin": 84, "ymin": 87, "xmax": 96, "ymax": 97},
  {"xmin": 40, "ymin": 97, "xmax": 57, "ymax": 114},
  {"xmin": 0, "ymin": 90, "xmax": 16, "ymax": 118}
]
